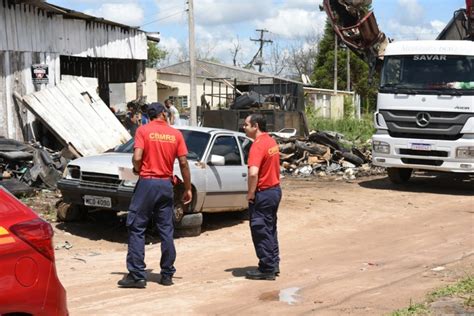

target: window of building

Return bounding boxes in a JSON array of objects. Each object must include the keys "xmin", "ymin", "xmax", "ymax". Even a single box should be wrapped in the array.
[{"xmin": 169, "ymin": 96, "xmax": 188, "ymax": 108}]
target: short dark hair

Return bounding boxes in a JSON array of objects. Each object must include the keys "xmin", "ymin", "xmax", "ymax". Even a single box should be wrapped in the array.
[{"xmin": 249, "ymin": 113, "xmax": 267, "ymax": 132}]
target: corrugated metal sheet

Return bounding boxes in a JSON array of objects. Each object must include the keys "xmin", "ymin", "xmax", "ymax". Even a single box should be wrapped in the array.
[
  {"xmin": 21, "ymin": 77, "xmax": 131, "ymax": 157},
  {"xmin": 0, "ymin": 1, "xmax": 147, "ymax": 59}
]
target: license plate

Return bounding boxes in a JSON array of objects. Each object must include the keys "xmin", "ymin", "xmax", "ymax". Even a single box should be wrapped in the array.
[
  {"xmin": 83, "ymin": 195, "xmax": 112, "ymax": 208},
  {"xmin": 410, "ymin": 143, "xmax": 431, "ymax": 151}
]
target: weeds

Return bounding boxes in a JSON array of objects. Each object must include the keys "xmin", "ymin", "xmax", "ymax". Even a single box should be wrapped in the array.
[
  {"xmin": 305, "ymin": 106, "xmax": 375, "ymax": 144},
  {"xmin": 427, "ymin": 275, "xmax": 474, "ymax": 306},
  {"xmin": 391, "ymin": 276, "xmax": 474, "ymax": 315}
]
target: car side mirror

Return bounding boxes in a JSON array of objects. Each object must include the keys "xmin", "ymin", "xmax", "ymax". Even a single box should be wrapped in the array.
[{"xmin": 208, "ymin": 154, "xmax": 225, "ymax": 166}]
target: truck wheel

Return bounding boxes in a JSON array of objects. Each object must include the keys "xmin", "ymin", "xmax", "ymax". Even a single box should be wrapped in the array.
[
  {"xmin": 387, "ymin": 168, "xmax": 412, "ymax": 184},
  {"xmin": 174, "ymin": 213, "xmax": 203, "ymax": 237},
  {"xmin": 56, "ymin": 202, "xmax": 86, "ymax": 222}
]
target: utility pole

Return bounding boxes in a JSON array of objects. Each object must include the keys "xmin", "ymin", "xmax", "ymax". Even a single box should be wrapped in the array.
[
  {"xmin": 333, "ymin": 33, "xmax": 338, "ymax": 94},
  {"xmin": 250, "ymin": 29, "xmax": 273, "ymax": 72},
  {"xmin": 187, "ymin": 0, "xmax": 197, "ymax": 126},
  {"xmin": 346, "ymin": 48, "xmax": 350, "ymax": 91}
]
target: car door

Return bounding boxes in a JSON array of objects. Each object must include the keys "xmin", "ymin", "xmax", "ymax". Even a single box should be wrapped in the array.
[{"xmin": 203, "ymin": 134, "xmax": 248, "ymax": 211}]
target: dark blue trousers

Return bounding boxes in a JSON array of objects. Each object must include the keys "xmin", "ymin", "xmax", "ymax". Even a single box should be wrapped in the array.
[
  {"xmin": 249, "ymin": 186, "xmax": 282, "ymax": 273},
  {"xmin": 126, "ymin": 178, "xmax": 176, "ymax": 280}
]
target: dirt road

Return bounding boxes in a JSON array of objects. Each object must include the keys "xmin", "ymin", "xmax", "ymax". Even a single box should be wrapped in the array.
[{"xmin": 53, "ymin": 173, "xmax": 473, "ymax": 315}]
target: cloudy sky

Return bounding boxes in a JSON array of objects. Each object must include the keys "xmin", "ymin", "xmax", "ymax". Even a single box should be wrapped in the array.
[{"xmin": 48, "ymin": 0, "xmax": 467, "ymax": 66}]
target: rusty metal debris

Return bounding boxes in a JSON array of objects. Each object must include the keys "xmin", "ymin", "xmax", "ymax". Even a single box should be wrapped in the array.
[
  {"xmin": 0, "ymin": 137, "xmax": 66, "ymax": 195},
  {"xmin": 273, "ymin": 131, "xmax": 383, "ymax": 179}
]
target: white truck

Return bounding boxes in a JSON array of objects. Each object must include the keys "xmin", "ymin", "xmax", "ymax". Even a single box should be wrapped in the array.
[
  {"xmin": 322, "ymin": 0, "xmax": 474, "ymax": 183},
  {"xmin": 372, "ymin": 40, "xmax": 474, "ymax": 183}
]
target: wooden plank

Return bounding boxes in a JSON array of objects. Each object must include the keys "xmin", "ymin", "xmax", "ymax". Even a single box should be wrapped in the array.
[
  {"xmin": 0, "ymin": 3, "xmax": 8, "ymax": 50},
  {"xmin": 56, "ymin": 80, "xmax": 110, "ymax": 151},
  {"xmin": 5, "ymin": 5, "xmax": 14, "ymax": 50},
  {"xmin": 24, "ymin": 80, "xmax": 130, "ymax": 155},
  {"xmin": 73, "ymin": 78, "xmax": 130, "ymax": 143},
  {"xmin": 45, "ymin": 84, "xmax": 101, "ymax": 155},
  {"xmin": 0, "ymin": 51, "xmax": 7, "ymax": 137}
]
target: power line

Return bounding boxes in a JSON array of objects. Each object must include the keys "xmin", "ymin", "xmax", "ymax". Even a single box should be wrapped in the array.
[
  {"xmin": 141, "ymin": 3, "xmax": 187, "ymax": 21},
  {"xmin": 141, "ymin": 10, "xmax": 187, "ymax": 27}
]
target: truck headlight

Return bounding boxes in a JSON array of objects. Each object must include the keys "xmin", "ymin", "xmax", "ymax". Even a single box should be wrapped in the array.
[
  {"xmin": 122, "ymin": 180, "xmax": 137, "ymax": 187},
  {"xmin": 373, "ymin": 140, "xmax": 390, "ymax": 154},
  {"xmin": 456, "ymin": 146, "xmax": 474, "ymax": 158}
]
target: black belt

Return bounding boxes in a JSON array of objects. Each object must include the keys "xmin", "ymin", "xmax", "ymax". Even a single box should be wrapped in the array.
[{"xmin": 257, "ymin": 184, "xmax": 280, "ymax": 192}]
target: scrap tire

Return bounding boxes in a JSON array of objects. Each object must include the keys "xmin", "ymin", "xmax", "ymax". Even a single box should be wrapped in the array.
[
  {"xmin": 174, "ymin": 213, "xmax": 203, "ymax": 237},
  {"xmin": 341, "ymin": 151, "xmax": 365, "ymax": 166},
  {"xmin": 56, "ymin": 202, "xmax": 86, "ymax": 222},
  {"xmin": 387, "ymin": 168, "xmax": 412, "ymax": 184}
]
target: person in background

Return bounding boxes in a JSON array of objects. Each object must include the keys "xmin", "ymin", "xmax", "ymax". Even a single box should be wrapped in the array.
[
  {"xmin": 140, "ymin": 104, "xmax": 149, "ymax": 125},
  {"xmin": 164, "ymin": 99, "xmax": 180, "ymax": 126},
  {"xmin": 125, "ymin": 102, "xmax": 140, "ymax": 136}
]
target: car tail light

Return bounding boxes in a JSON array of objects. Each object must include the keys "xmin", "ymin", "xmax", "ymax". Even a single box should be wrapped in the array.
[{"xmin": 11, "ymin": 218, "xmax": 55, "ymax": 261}]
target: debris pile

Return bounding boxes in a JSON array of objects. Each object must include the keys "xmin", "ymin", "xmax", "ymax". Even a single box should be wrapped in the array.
[
  {"xmin": 0, "ymin": 137, "xmax": 67, "ymax": 195},
  {"xmin": 274, "ymin": 131, "xmax": 384, "ymax": 179}
]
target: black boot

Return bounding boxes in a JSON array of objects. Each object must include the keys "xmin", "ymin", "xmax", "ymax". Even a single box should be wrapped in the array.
[
  {"xmin": 117, "ymin": 274, "xmax": 147, "ymax": 288},
  {"xmin": 158, "ymin": 274, "xmax": 173, "ymax": 286},
  {"xmin": 245, "ymin": 269, "xmax": 276, "ymax": 280},
  {"xmin": 274, "ymin": 266, "xmax": 280, "ymax": 276}
]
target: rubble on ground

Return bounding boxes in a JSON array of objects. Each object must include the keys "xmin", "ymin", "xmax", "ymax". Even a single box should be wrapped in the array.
[
  {"xmin": 273, "ymin": 131, "xmax": 385, "ymax": 180},
  {"xmin": 0, "ymin": 137, "xmax": 66, "ymax": 195}
]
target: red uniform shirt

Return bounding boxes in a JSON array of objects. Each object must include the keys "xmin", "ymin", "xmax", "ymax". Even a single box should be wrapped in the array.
[
  {"xmin": 134, "ymin": 120, "xmax": 188, "ymax": 178},
  {"xmin": 248, "ymin": 133, "xmax": 280, "ymax": 190}
]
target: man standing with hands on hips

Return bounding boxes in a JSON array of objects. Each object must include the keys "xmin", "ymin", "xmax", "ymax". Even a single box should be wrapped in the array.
[
  {"xmin": 118, "ymin": 102, "xmax": 192, "ymax": 288},
  {"xmin": 243, "ymin": 113, "xmax": 282, "ymax": 280}
]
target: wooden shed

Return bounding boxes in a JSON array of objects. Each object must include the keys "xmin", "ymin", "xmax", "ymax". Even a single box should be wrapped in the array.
[{"xmin": 0, "ymin": 0, "xmax": 152, "ymax": 142}]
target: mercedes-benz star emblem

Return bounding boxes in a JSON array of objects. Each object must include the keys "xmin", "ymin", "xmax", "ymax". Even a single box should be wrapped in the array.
[{"xmin": 416, "ymin": 112, "xmax": 431, "ymax": 128}]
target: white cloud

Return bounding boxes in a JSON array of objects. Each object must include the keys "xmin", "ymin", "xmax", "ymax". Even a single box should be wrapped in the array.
[
  {"xmin": 256, "ymin": 8, "xmax": 326, "ymax": 39},
  {"xmin": 281, "ymin": 0, "xmax": 322, "ymax": 11},
  {"xmin": 85, "ymin": 3, "xmax": 144, "ymax": 26},
  {"xmin": 153, "ymin": 0, "xmax": 274, "ymax": 26},
  {"xmin": 386, "ymin": 19, "xmax": 446, "ymax": 40},
  {"xmin": 396, "ymin": 0, "xmax": 424, "ymax": 26}
]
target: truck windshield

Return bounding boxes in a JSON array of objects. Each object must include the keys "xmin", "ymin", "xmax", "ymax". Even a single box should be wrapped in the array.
[
  {"xmin": 114, "ymin": 129, "xmax": 211, "ymax": 161},
  {"xmin": 380, "ymin": 55, "xmax": 474, "ymax": 94}
]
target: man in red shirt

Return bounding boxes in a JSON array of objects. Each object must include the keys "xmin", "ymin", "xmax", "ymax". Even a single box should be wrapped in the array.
[
  {"xmin": 118, "ymin": 102, "xmax": 192, "ymax": 288},
  {"xmin": 243, "ymin": 113, "xmax": 282, "ymax": 280}
]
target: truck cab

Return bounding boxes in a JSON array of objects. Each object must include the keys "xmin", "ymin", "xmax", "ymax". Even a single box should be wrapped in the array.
[{"xmin": 372, "ymin": 40, "xmax": 474, "ymax": 183}]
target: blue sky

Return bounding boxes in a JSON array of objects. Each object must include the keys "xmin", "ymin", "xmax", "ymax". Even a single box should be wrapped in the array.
[{"xmin": 47, "ymin": 0, "xmax": 467, "ymax": 66}]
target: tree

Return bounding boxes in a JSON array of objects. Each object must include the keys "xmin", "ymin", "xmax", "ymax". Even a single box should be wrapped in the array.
[
  {"xmin": 146, "ymin": 41, "xmax": 168, "ymax": 68},
  {"xmin": 312, "ymin": 21, "xmax": 379, "ymax": 113}
]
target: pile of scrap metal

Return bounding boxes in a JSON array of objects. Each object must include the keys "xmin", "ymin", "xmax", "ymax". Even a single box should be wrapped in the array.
[
  {"xmin": 0, "ymin": 137, "xmax": 66, "ymax": 195},
  {"xmin": 275, "ymin": 131, "xmax": 382, "ymax": 179}
]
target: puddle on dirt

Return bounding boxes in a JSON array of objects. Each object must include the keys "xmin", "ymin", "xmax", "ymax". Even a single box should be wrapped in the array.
[
  {"xmin": 279, "ymin": 287, "xmax": 301, "ymax": 305},
  {"xmin": 259, "ymin": 287, "xmax": 302, "ymax": 305}
]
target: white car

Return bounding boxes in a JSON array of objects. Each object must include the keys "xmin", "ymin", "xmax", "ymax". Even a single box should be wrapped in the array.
[
  {"xmin": 270, "ymin": 128, "xmax": 297, "ymax": 138},
  {"xmin": 57, "ymin": 126, "xmax": 253, "ymax": 236}
]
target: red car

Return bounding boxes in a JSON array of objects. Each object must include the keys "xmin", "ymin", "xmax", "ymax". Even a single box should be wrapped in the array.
[{"xmin": 0, "ymin": 186, "xmax": 68, "ymax": 315}]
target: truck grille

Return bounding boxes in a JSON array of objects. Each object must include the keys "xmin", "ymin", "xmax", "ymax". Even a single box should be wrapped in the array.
[
  {"xmin": 399, "ymin": 149, "xmax": 449, "ymax": 157},
  {"xmin": 80, "ymin": 172, "xmax": 121, "ymax": 189},
  {"xmin": 380, "ymin": 110, "xmax": 472, "ymax": 140},
  {"xmin": 401, "ymin": 158, "xmax": 443, "ymax": 166}
]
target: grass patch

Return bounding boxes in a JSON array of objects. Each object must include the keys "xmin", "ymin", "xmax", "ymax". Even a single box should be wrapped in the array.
[
  {"xmin": 305, "ymin": 107, "xmax": 375, "ymax": 144},
  {"xmin": 428, "ymin": 276, "xmax": 474, "ymax": 305},
  {"xmin": 391, "ymin": 301, "xmax": 429, "ymax": 316},
  {"xmin": 391, "ymin": 276, "xmax": 474, "ymax": 316}
]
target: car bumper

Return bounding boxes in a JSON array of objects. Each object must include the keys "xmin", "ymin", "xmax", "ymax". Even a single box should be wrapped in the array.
[
  {"xmin": 372, "ymin": 134, "xmax": 474, "ymax": 173},
  {"xmin": 58, "ymin": 179, "xmax": 134, "ymax": 211}
]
